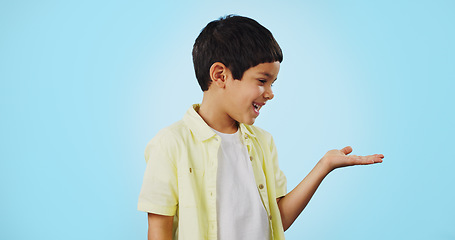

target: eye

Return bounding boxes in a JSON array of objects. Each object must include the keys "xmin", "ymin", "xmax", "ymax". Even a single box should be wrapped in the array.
[{"xmin": 258, "ymin": 79, "xmax": 267, "ymax": 84}]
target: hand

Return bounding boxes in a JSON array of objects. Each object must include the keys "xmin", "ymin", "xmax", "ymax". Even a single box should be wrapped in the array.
[{"xmin": 321, "ymin": 146, "xmax": 384, "ymax": 172}]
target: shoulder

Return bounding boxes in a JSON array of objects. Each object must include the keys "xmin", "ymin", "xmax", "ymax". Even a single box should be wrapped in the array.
[
  {"xmin": 145, "ymin": 120, "xmax": 190, "ymax": 161},
  {"xmin": 151, "ymin": 120, "xmax": 189, "ymax": 143}
]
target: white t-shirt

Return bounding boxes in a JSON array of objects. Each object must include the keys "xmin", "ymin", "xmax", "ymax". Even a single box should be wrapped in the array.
[{"xmin": 213, "ymin": 128, "xmax": 270, "ymax": 240}]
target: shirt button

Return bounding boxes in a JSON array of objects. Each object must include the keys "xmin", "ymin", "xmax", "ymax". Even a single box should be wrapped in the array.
[
  {"xmin": 258, "ymin": 184, "xmax": 264, "ymax": 189},
  {"xmin": 244, "ymin": 135, "xmax": 249, "ymax": 139},
  {"xmin": 249, "ymin": 156, "xmax": 253, "ymax": 161}
]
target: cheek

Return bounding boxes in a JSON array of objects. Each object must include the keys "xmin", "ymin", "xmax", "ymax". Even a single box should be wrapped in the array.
[
  {"xmin": 254, "ymin": 86, "xmax": 265, "ymax": 96},
  {"xmin": 244, "ymin": 88, "xmax": 262, "ymax": 100}
]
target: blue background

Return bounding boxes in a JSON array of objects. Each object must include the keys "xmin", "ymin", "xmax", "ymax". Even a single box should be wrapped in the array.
[{"xmin": 1, "ymin": 0, "xmax": 454, "ymax": 239}]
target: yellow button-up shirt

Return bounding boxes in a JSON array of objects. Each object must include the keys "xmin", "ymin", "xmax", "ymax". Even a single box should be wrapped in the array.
[{"xmin": 138, "ymin": 104, "xmax": 287, "ymax": 239}]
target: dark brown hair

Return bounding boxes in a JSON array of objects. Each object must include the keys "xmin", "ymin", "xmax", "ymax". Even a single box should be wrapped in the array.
[{"xmin": 192, "ymin": 15, "xmax": 283, "ymax": 91}]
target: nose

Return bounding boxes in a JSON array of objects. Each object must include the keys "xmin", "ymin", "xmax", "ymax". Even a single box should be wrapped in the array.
[{"xmin": 264, "ymin": 86, "xmax": 274, "ymax": 100}]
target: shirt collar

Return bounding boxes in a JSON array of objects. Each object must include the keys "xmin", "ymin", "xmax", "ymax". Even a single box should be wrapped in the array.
[{"xmin": 183, "ymin": 104, "xmax": 256, "ymax": 142}]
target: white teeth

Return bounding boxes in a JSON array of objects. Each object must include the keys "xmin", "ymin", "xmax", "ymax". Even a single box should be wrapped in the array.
[{"xmin": 253, "ymin": 103, "xmax": 259, "ymax": 109}]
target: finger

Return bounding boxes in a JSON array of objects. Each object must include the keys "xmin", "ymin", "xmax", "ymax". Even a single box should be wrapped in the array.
[
  {"xmin": 346, "ymin": 155, "xmax": 360, "ymax": 165},
  {"xmin": 369, "ymin": 154, "xmax": 384, "ymax": 161},
  {"xmin": 340, "ymin": 146, "xmax": 353, "ymax": 155},
  {"xmin": 373, "ymin": 155, "xmax": 384, "ymax": 163},
  {"xmin": 358, "ymin": 155, "xmax": 383, "ymax": 165}
]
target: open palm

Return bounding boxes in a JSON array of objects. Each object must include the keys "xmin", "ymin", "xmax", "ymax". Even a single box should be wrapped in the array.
[{"xmin": 322, "ymin": 146, "xmax": 384, "ymax": 171}]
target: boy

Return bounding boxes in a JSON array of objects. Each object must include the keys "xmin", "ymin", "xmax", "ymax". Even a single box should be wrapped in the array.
[{"xmin": 138, "ymin": 15, "xmax": 383, "ymax": 240}]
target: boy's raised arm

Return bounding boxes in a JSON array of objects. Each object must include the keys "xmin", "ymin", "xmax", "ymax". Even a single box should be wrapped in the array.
[
  {"xmin": 277, "ymin": 146, "xmax": 383, "ymax": 231},
  {"xmin": 147, "ymin": 213, "xmax": 174, "ymax": 240}
]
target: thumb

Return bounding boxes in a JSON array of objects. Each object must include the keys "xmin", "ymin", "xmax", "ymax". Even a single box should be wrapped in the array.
[{"xmin": 340, "ymin": 146, "xmax": 353, "ymax": 155}]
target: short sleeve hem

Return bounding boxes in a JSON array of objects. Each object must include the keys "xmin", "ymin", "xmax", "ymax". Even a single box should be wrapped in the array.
[
  {"xmin": 137, "ymin": 202, "xmax": 177, "ymax": 216},
  {"xmin": 275, "ymin": 187, "xmax": 287, "ymax": 199}
]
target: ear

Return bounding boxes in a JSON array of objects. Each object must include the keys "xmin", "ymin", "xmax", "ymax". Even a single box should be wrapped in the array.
[{"xmin": 209, "ymin": 62, "xmax": 230, "ymax": 88}]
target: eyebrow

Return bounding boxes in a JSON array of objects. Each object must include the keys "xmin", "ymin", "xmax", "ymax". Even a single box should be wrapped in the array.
[
  {"xmin": 258, "ymin": 72, "xmax": 272, "ymax": 78},
  {"xmin": 258, "ymin": 72, "xmax": 278, "ymax": 82}
]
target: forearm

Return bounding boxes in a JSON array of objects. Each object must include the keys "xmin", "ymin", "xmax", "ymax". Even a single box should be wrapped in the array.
[
  {"xmin": 277, "ymin": 160, "xmax": 332, "ymax": 231},
  {"xmin": 277, "ymin": 146, "xmax": 383, "ymax": 231}
]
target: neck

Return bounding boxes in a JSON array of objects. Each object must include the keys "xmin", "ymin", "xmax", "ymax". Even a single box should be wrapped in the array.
[{"xmin": 197, "ymin": 93, "xmax": 238, "ymax": 134}]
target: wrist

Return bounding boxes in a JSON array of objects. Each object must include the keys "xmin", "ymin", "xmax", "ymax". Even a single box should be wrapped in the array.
[{"xmin": 317, "ymin": 157, "xmax": 334, "ymax": 175}]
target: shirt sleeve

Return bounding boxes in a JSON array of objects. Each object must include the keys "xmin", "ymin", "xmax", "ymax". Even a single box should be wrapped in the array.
[
  {"xmin": 137, "ymin": 131, "xmax": 179, "ymax": 216},
  {"xmin": 270, "ymin": 136, "xmax": 287, "ymax": 198}
]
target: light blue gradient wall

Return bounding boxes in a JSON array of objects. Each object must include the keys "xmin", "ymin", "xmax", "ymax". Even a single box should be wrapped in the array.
[{"xmin": 1, "ymin": 1, "xmax": 454, "ymax": 239}]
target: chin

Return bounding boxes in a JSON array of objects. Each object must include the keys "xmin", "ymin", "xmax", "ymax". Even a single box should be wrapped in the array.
[
  {"xmin": 236, "ymin": 115, "xmax": 256, "ymax": 126},
  {"xmin": 243, "ymin": 119, "xmax": 256, "ymax": 125}
]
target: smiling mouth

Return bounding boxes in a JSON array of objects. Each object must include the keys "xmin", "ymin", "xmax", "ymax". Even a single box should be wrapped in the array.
[
  {"xmin": 253, "ymin": 103, "xmax": 260, "ymax": 111},
  {"xmin": 252, "ymin": 102, "xmax": 263, "ymax": 114}
]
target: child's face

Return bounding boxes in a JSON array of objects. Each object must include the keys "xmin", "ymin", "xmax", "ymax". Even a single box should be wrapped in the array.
[{"xmin": 223, "ymin": 61, "xmax": 280, "ymax": 125}]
